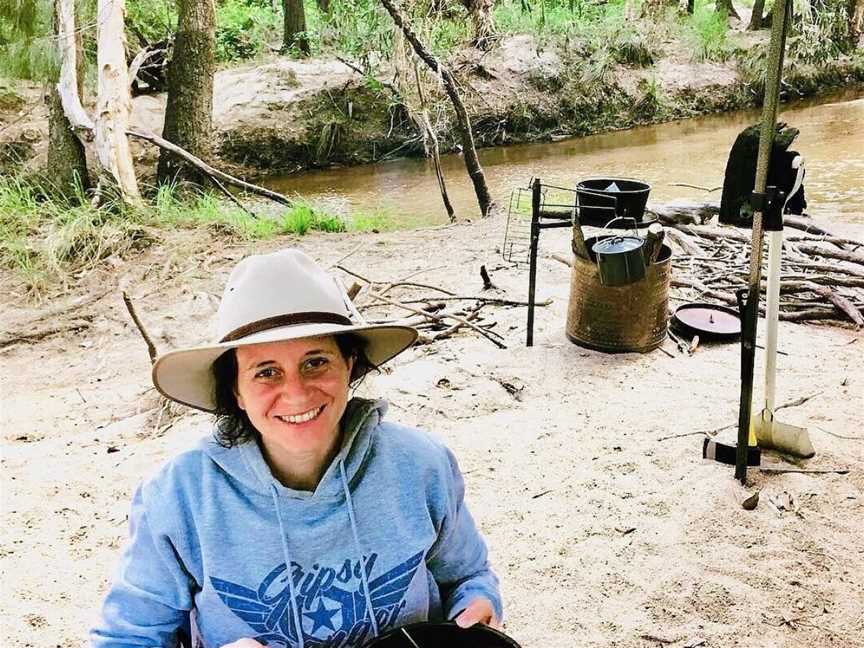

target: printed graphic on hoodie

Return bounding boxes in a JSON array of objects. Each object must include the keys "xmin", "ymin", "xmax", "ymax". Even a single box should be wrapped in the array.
[{"xmin": 212, "ymin": 550, "xmax": 425, "ymax": 648}]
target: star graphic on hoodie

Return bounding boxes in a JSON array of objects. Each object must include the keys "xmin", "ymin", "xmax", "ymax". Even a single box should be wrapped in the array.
[{"xmin": 303, "ymin": 598, "xmax": 339, "ymax": 634}]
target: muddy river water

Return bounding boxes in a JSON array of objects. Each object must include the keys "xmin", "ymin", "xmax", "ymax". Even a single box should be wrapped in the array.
[{"xmin": 265, "ymin": 89, "xmax": 864, "ymax": 228}]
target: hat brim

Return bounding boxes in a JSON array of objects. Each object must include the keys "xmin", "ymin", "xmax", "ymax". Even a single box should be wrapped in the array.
[{"xmin": 152, "ymin": 322, "xmax": 418, "ymax": 412}]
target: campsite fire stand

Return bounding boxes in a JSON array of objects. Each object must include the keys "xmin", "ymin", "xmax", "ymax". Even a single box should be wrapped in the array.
[{"xmin": 525, "ymin": 178, "xmax": 575, "ymax": 346}]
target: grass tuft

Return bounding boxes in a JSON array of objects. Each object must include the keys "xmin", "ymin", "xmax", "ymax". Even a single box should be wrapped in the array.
[
  {"xmin": 0, "ymin": 176, "xmax": 364, "ymax": 294},
  {"xmin": 681, "ymin": 0, "xmax": 734, "ymax": 63}
]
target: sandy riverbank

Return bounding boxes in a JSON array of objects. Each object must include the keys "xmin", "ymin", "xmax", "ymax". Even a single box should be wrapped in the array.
[{"xmin": 1, "ymin": 213, "xmax": 862, "ymax": 647}]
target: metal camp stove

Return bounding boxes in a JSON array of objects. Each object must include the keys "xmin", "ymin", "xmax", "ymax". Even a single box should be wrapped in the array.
[
  {"xmin": 504, "ymin": 176, "xmax": 666, "ymax": 348},
  {"xmin": 503, "ymin": 178, "xmax": 574, "ymax": 345}
]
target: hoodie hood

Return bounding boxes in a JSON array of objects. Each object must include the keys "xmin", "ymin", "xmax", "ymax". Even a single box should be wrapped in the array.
[{"xmin": 201, "ymin": 397, "xmax": 387, "ymax": 500}]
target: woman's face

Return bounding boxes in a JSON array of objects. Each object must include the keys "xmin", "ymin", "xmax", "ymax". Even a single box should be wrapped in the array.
[{"xmin": 234, "ymin": 336, "xmax": 353, "ymax": 470}]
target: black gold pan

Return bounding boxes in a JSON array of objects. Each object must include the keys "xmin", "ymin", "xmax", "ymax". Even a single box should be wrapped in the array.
[{"xmin": 671, "ymin": 302, "xmax": 742, "ymax": 342}]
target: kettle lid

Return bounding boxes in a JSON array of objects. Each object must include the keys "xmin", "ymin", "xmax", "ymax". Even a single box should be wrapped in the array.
[{"xmin": 592, "ymin": 235, "xmax": 643, "ymax": 254}]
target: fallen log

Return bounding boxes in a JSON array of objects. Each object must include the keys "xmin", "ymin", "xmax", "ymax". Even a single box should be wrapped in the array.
[
  {"xmin": 783, "ymin": 214, "xmax": 835, "ymax": 236},
  {"xmin": 127, "ymin": 130, "xmax": 292, "ymax": 206},
  {"xmin": 645, "ymin": 201, "xmax": 839, "ymax": 239},
  {"xmin": 795, "ymin": 242, "xmax": 864, "ymax": 268},
  {"xmin": 665, "ymin": 228, "xmax": 707, "ymax": 256},
  {"xmin": 788, "ymin": 260, "xmax": 864, "ymax": 279},
  {"xmin": 645, "ymin": 200, "xmax": 717, "ymax": 226},
  {"xmin": 808, "ymin": 284, "xmax": 864, "ymax": 327}
]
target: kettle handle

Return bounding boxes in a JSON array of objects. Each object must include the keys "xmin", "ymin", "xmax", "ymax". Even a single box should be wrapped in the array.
[{"xmin": 601, "ymin": 216, "xmax": 639, "ymax": 237}]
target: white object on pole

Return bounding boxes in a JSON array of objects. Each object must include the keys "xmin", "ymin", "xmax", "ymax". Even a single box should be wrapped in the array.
[{"xmin": 755, "ymin": 156, "xmax": 814, "ymax": 457}]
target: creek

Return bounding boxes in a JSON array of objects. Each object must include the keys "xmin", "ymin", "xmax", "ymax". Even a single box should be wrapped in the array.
[{"xmin": 264, "ymin": 89, "xmax": 864, "ymax": 228}]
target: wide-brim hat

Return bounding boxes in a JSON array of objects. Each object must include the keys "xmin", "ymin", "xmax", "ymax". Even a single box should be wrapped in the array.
[{"xmin": 152, "ymin": 249, "xmax": 417, "ymax": 412}]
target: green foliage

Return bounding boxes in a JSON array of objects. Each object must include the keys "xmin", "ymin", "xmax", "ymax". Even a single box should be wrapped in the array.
[
  {"xmin": 0, "ymin": 0, "xmax": 57, "ymax": 81},
  {"xmin": 495, "ymin": 0, "xmax": 618, "ymax": 42},
  {"xmin": 631, "ymin": 76, "xmax": 669, "ymax": 119},
  {"xmin": 0, "ymin": 0, "xmax": 39, "ymax": 41},
  {"xmin": 126, "ymin": 0, "xmax": 177, "ymax": 45},
  {"xmin": 788, "ymin": 0, "xmax": 853, "ymax": 63},
  {"xmin": 610, "ymin": 26, "xmax": 655, "ymax": 66},
  {"xmin": 735, "ymin": 40, "xmax": 768, "ymax": 96},
  {"xmin": 305, "ymin": 0, "xmax": 391, "ymax": 60},
  {"xmin": 0, "ymin": 175, "xmax": 153, "ymax": 292},
  {"xmin": 279, "ymin": 202, "xmax": 347, "ymax": 234},
  {"xmin": 0, "ymin": 86, "xmax": 24, "ymax": 110},
  {"xmin": 215, "ymin": 0, "xmax": 280, "ymax": 62},
  {"xmin": 681, "ymin": 0, "xmax": 734, "ymax": 62}
]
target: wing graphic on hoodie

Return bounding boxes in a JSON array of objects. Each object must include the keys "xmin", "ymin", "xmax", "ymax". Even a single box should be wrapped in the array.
[
  {"xmin": 366, "ymin": 550, "xmax": 425, "ymax": 610},
  {"xmin": 212, "ymin": 551, "xmax": 425, "ymax": 647},
  {"xmin": 210, "ymin": 576, "xmax": 296, "ymax": 641}
]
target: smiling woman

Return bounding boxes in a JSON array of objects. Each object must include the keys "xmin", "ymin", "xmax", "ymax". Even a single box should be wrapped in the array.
[
  {"xmin": 90, "ymin": 249, "xmax": 503, "ymax": 648},
  {"xmin": 230, "ymin": 337, "xmax": 356, "ymax": 490}
]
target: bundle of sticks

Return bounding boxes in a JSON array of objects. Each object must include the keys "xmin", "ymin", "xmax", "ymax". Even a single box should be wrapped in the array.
[{"xmin": 653, "ymin": 205, "xmax": 864, "ymax": 328}]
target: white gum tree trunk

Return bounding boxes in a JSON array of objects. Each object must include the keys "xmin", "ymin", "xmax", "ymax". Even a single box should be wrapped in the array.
[
  {"xmin": 95, "ymin": 0, "xmax": 140, "ymax": 203},
  {"xmin": 56, "ymin": 0, "xmax": 93, "ymax": 131}
]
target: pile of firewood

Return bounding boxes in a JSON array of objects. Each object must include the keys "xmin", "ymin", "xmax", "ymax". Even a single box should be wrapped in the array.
[{"xmin": 652, "ymin": 204, "xmax": 864, "ymax": 328}]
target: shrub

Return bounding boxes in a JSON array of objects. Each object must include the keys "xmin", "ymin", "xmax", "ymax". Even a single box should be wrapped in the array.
[
  {"xmin": 683, "ymin": 0, "xmax": 733, "ymax": 63},
  {"xmin": 216, "ymin": 0, "xmax": 280, "ymax": 62}
]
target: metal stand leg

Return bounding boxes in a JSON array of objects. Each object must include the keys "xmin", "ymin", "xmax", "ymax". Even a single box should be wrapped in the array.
[{"xmin": 527, "ymin": 179, "xmax": 541, "ymax": 347}]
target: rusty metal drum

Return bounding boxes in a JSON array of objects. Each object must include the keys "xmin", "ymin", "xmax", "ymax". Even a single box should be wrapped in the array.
[{"xmin": 566, "ymin": 237, "xmax": 672, "ymax": 353}]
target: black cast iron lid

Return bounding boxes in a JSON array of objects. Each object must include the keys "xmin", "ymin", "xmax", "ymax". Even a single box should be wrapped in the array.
[{"xmin": 672, "ymin": 303, "xmax": 742, "ymax": 340}]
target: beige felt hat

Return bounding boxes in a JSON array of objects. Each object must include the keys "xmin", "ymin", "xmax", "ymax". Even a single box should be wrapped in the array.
[{"xmin": 152, "ymin": 249, "xmax": 417, "ymax": 412}]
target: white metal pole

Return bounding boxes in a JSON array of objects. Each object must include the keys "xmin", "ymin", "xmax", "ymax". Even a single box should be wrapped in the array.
[{"xmin": 763, "ymin": 230, "xmax": 783, "ymax": 420}]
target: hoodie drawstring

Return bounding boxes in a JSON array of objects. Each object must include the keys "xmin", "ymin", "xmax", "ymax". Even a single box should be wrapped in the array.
[
  {"xmin": 339, "ymin": 459, "xmax": 380, "ymax": 639},
  {"xmin": 271, "ymin": 485, "xmax": 306, "ymax": 648}
]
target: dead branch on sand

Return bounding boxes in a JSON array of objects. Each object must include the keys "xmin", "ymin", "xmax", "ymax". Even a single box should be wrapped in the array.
[
  {"xmin": 334, "ymin": 263, "xmax": 552, "ymax": 349},
  {"xmin": 0, "ymin": 320, "xmax": 91, "ymax": 350},
  {"xmin": 122, "ymin": 291, "xmax": 158, "ymax": 363}
]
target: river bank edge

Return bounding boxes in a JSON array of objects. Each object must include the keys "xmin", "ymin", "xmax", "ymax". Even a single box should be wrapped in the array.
[
  {"xmin": 167, "ymin": 34, "xmax": 864, "ymax": 180},
  {"xmin": 2, "ymin": 33, "xmax": 864, "ymax": 183}
]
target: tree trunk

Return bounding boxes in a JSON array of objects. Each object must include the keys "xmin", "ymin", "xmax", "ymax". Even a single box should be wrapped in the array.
[
  {"xmin": 157, "ymin": 0, "xmax": 215, "ymax": 185},
  {"xmin": 49, "ymin": 0, "xmax": 89, "ymax": 196},
  {"xmin": 640, "ymin": 0, "xmax": 676, "ymax": 18},
  {"xmin": 95, "ymin": 0, "xmax": 140, "ymax": 203},
  {"xmin": 748, "ymin": 0, "xmax": 766, "ymax": 29},
  {"xmin": 716, "ymin": 0, "xmax": 739, "ymax": 18},
  {"xmin": 283, "ymin": 0, "xmax": 310, "ymax": 54},
  {"xmin": 380, "ymin": 0, "xmax": 493, "ymax": 217},
  {"xmin": 850, "ymin": 0, "xmax": 864, "ymax": 46},
  {"xmin": 459, "ymin": 0, "xmax": 496, "ymax": 49},
  {"xmin": 316, "ymin": 0, "xmax": 331, "ymax": 13}
]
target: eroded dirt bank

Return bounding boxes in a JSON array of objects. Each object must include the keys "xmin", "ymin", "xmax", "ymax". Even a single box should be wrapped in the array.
[{"xmin": 3, "ymin": 34, "xmax": 864, "ymax": 179}]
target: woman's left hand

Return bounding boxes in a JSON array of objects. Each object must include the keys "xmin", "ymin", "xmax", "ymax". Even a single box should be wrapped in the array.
[{"xmin": 454, "ymin": 597, "xmax": 501, "ymax": 630}]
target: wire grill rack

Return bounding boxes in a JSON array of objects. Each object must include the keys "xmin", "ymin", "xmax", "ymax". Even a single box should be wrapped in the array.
[{"xmin": 503, "ymin": 182, "xmax": 579, "ymax": 264}]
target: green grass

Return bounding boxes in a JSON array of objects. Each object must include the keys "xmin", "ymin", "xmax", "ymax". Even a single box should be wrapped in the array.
[
  {"xmin": 0, "ymin": 176, "xmax": 396, "ymax": 293},
  {"xmin": 680, "ymin": 0, "xmax": 734, "ymax": 63},
  {"xmin": 150, "ymin": 184, "xmax": 350, "ymax": 236},
  {"xmin": 349, "ymin": 208, "xmax": 400, "ymax": 232}
]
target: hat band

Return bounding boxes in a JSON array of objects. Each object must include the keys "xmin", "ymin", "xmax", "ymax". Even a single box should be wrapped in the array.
[{"xmin": 220, "ymin": 312, "xmax": 353, "ymax": 343}]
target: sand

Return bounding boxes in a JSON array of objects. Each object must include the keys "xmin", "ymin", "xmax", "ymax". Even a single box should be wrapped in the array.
[{"xmin": 1, "ymin": 214, "xmax": 862, "ymax": 648}]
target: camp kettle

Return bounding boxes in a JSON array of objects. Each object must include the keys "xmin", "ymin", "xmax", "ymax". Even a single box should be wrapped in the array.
[{"xmin": 591, "ymin": 217, "xmax": 647, "ymax": 286}]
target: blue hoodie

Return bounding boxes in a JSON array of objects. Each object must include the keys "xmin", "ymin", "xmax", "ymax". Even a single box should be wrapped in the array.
[{"xmin": 91, "ymin": 398, "xmax": 502, "ymax": 648}]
